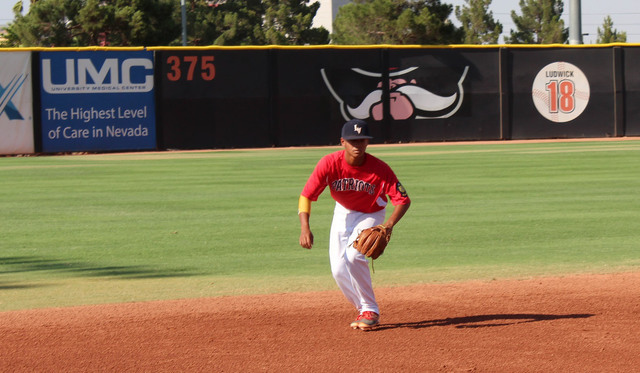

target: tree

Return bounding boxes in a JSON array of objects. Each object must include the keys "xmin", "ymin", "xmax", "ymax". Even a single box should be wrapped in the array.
[
  {"xmin": 110, "ymin": 0, "xmax": 179, "ymax": 46},
  {"xmin": 262, "ymin": 0, "xmax": 329, "ymax": 45},
  {"xmin": 3, "ymin": 0, "xmax": 328, "ymax": 47},
  {"xmin": 596, "ymin": 15, "xmax": 627, "ymax": 44},
  {"xmin": 74, "ymin": 0, "xmax": 179, "ymax": 46},
  {"xmin": 4, "ymin": 0, "xmax": 83, "ymax": 47},
  {"xmin": 174, "ymin": 0, "xmax": 328, "ymax": 46},
  {"xmin": 454, "ymin": 0, "xmax": 502, "ymax": 44},
  {"xmin": 505, "ymin": 0, "xmax": 567, "ymax": 44},
  {"xmin": 187, "ymin": 0, "xmax": 265, "ymax": 45},
  {"xmin": 4, "ymin": 0, "xmax": 179, "ymax": 47},
  {"xmin": 331, "ymin": 0, "xmax": 463, "ymax": 45}
]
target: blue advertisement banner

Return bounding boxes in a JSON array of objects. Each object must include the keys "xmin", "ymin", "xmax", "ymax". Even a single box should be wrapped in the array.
[{"xmin": 40, "ymin": 50, "xmax": 156, "ymax": 152}]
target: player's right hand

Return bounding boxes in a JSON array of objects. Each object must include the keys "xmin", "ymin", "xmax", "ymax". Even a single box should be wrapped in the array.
[{"xmin": 300, "ymin": 230, "xmax": 314, "ymax": 249}]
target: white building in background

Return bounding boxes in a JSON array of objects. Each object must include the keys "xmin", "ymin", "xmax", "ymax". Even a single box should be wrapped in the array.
[{"xmin": 313, "ymin": 0, "xmax": 351, "ymax": 34}]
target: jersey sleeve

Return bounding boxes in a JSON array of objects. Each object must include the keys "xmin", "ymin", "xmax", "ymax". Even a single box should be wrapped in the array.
[
  {"xmin": 382, "ymin": 167, "xmax": 411, "ymax": 206},
  {"xmin": 301, "ymin": 156, "xmax": 330, "ymax": 201}
]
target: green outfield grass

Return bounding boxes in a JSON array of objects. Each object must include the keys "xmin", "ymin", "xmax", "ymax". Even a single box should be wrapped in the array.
[{"xmin": 1, "ymin": 139, "xmax": 639, "ymax": 311}]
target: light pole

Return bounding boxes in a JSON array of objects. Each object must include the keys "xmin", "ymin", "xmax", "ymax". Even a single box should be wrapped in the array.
[
  {"xmin": 181, "ymin": 0, "xmax": 187, "ymax": 46},
  {"xmin": 569, "ymin": 0, "xmax": 583, "ymax": 44}
]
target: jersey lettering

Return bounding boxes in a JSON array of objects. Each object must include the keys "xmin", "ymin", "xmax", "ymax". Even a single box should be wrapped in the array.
[{"xmin": 331, "ymin": 178, "xmax": 376, "ymax": 195}]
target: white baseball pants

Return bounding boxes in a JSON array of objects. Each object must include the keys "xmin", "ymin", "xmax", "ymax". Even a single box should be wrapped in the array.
[{"xmin": 329, "ymin": 202, "xmax": 385, "ymax": 315}]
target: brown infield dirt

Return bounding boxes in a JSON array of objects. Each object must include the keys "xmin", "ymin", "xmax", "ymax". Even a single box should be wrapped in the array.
[{"xmin": 1, "ymin": 271, "xmax": 639, "ymax": 372}]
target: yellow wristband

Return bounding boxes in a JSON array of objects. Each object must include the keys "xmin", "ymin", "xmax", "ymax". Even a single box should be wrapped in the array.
[{"xmin": 298, "ymin": 195, "xmax": 311, "ymax": 215}]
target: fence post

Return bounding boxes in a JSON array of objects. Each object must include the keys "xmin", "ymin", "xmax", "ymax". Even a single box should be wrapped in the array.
[{"xmin": 613, "ymin": 46, "xmax": 625, "ymax": 137}]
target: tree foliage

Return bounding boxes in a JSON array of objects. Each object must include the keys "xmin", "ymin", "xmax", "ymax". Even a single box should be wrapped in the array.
[
  {"xmin": 4, "ymin": 0, "xmax": 179, "ymax": 47},
  {"xmin": 2, "ymin": 0, "xmax": 328, "ymax": 47},
  {"xmin": 505, "ymin": 0, "xmax": 567, "ymax": 44},
  {"xmin": 454, "ymin": 0, "xmax": 502, "ymax": 44},
  {"xmin": 262, "ymin": 0, "xmax": 329, "ymax": 45},
  {"xmin": 596, "ymin": 15, "xmax": 627, "ymax": 44},
  {"xmin": 189, "ymin": 0, "xmax": 265, "ymax": 45},
  {"xmin": 331, "ymin": 0, "xmax": 463, "ymax": 45},
  {"xmin": 187, "ymin": 0, "xmax": 328, "ymax": 46},
  {"xmin": 4, "ymin": 0, "xmax": 83, "ymax": 47}
]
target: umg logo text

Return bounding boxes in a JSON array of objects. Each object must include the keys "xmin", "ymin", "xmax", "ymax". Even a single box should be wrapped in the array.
[{"xmin": 42, "ymin": 57, "xmax": 153, "ymax": 94}]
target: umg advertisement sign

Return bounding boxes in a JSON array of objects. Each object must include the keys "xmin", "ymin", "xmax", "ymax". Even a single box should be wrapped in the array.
[{"xmin": 40, "ymin": 50, "xmax": 156, "ymax": 152}]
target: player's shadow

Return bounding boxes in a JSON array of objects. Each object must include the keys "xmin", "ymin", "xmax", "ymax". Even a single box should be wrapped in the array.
[{"xmin": 375, "ymin": 313, "xmax": 594, "ymax": 331}]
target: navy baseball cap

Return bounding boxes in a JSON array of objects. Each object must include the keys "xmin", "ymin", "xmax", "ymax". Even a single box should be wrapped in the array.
[{"xmin": 341, "ymin": 119, "xmax": 373, "ymax": 140}]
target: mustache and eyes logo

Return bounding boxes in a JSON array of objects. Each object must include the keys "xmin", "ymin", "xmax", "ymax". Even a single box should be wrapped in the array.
[
  {"xmin": 321, "ymin": 66, "xmax": 469, "ymax": 121},
  {"xmin": 0, "ymin": 74, "xmax": 27, "ymax": 121}
]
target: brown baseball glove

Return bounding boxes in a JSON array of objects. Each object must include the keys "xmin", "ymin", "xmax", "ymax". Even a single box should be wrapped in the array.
[{"xmin": 352, "ymin": 225, "xmax": 391, "ymax": 260}]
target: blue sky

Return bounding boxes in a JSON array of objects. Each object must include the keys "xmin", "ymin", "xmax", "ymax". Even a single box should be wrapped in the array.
[
  {"xmin": 2, "ymin": 0, "xmax": 638, "ymax": 44},
  {"xmin": 447, "ymin": 0, "xmax": 640, "ymax": 43},
  {"xmin": 0, "ymin": 0, "xmax": 21, "ymax": 26}
]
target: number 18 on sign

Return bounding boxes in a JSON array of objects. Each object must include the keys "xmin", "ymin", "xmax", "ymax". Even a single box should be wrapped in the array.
[{"xmin": 532, "ymin": 61, "xmax": 590, "ymax": 123}]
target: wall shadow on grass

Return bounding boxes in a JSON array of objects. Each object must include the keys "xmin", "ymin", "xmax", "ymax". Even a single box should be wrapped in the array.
[
  {"xmin": 0, "ymin": 255, "xmax": 202, "ymax": 288},
  {"xmin": 0, "ymin": 282, "xmax": 46, "ymax": 290}
]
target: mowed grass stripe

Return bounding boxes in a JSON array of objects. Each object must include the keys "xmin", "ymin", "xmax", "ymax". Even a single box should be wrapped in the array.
[{"xmin": 0, "ymin": 139, "xmax": 638, "ymax": 311}]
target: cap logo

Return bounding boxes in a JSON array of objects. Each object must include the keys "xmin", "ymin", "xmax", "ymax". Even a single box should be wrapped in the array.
[{"xmin": 354, "ymin": 124, "xmax": 362, "ymax": 134}]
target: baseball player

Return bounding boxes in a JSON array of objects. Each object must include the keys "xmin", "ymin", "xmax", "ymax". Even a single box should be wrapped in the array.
[{"xmin": 298, "ymin": 119, "xmax": 411, "ymax": 330}]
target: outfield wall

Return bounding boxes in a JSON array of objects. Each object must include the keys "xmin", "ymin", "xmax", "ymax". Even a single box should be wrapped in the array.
[{"xmin": 0, "ymin": 44, "xmax": 638, "ymax": 154}]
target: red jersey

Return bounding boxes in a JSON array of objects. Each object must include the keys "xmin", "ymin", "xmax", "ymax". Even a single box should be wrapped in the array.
[{"xmin": 301, "ymin": 150, "xmax": 410, "ymax": 213}]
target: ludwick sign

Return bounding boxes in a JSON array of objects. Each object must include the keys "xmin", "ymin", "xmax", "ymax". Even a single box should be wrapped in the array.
[{"xmin": 39, "ymin": 50, "xmax": 156, "ymax": 152}]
